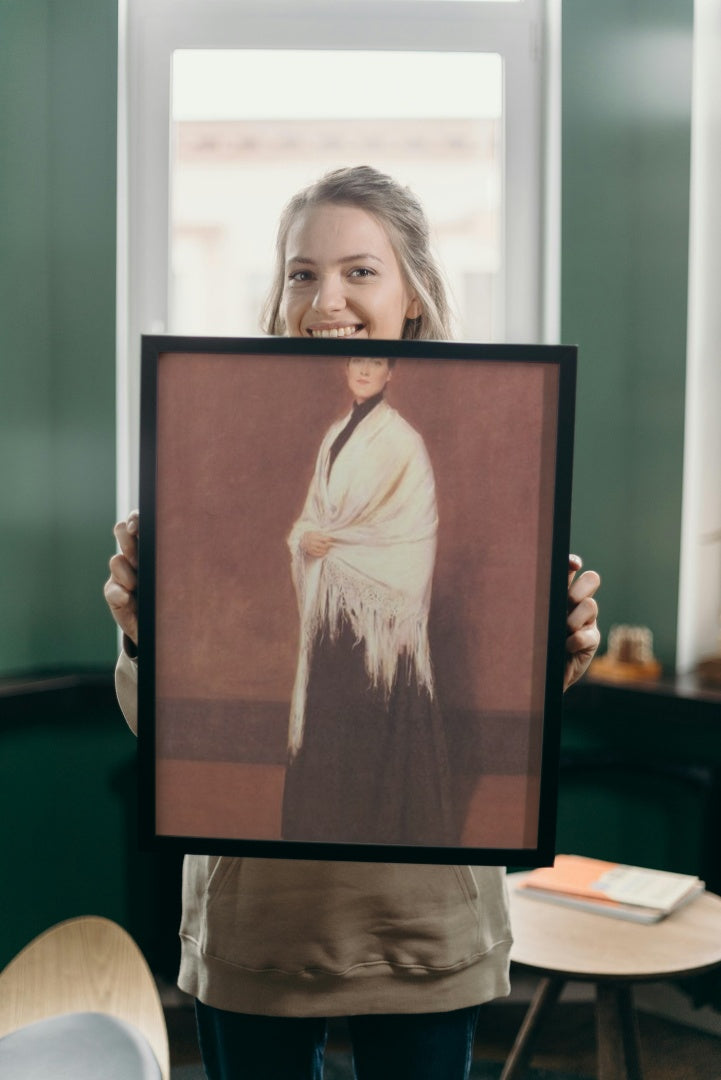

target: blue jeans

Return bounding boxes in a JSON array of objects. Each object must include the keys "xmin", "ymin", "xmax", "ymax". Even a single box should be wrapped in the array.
[{"xmin": 195, "ymin": 1000, "xmax": 481, "ymax": 1080}]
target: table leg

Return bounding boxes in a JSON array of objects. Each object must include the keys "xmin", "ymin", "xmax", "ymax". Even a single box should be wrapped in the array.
[
  {"xmin": 596, "ymin": 982, "xmax": 643, "ymax": 1080},
  {"xmin": 499, "ymin": 976, "xmax": 565, "ymax": 1080}
]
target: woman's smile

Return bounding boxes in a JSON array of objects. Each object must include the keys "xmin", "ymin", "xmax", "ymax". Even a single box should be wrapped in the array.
[{"xmin": 307, "ymin": 323, "xmax": 364, "ymax": 339}]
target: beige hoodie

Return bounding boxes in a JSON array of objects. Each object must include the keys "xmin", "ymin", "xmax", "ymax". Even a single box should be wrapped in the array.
[{"xmin": 116, "ymin": 651, "xmax": 512, "ymax": 1016}]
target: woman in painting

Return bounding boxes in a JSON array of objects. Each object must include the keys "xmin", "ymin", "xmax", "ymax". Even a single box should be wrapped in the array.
[
  {"xmin": 281, "ymin": 350, "xmax": 453, "ymax": 845},
  {"xmin": 106, "ymin": 166, "xmax": 601, "ymax": 1080}
]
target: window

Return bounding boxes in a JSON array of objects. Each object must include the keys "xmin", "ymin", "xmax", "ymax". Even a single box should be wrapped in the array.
[{"xmin": 118, "ymin": 0, "xmax": 556, "ymax": 510}]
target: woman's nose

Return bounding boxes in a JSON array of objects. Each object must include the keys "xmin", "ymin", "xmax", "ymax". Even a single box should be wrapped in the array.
[{"xmin": 312, "ymin": 274, "xmax": 345, "ymax": 314}]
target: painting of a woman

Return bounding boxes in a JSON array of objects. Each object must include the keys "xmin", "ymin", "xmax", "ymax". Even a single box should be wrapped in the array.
[{"xmin": 281, "ymin": 354, "xmax": 454, "ymax": 845}]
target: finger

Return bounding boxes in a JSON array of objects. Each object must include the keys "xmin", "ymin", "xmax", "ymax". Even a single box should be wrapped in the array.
[
  {"xmin": 568, "ymin": 568, "xmax": 601, "ymax": 607},
  {"xmin": 103, "ymin": 579, "xmax": 139, "ymax": 642},
  {"xmin": 567, "ymin": 553, "xmax": 583, "ymax": 588},
  {"xmin": 566, "ymin": 623, "xmax": 601, "ymax": 657},
  {"xmin": 566, "ymin": 594, "xmax": 599, "ymax": 634},
  {"xmin": 103, "ymin": 578, "xmax": 134, "ymax": 612},
  {"xmin": 108, "ymin": 552, "xmax": 137, "ymax": 592},
  {"xmin": 113, "ymin": 519, "xmax": 139, "ymax": 568}
]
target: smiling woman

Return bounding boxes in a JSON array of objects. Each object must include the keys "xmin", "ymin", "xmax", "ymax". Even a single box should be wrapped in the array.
[
  {"xmin": 282, "ymin": 204, "xmax": 421, "ymax": 340},
  {"xmin": 263, "ymin": 166, "xmax": 452, "ymax": 341}
]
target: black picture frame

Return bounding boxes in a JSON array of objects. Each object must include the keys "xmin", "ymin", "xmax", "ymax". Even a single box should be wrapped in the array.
[{"xmin": 138, "ymin": 335, "xmax": 576, "ymax": 865}]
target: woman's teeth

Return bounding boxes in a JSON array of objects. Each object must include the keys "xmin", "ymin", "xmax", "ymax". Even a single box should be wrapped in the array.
[{"xmin": 310, "ymin": 325, "xmax": 360, "ymax": 338}]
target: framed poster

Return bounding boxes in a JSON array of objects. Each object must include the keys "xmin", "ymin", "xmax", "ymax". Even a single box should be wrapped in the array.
[{"xmin": 137, "ymin": 336, "xmax": 576, "ymax": 865}]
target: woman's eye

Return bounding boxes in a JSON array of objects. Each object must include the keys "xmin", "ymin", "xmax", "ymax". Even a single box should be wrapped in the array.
[
  {"xmin": 288, "ymin": 270, "xmax": 313, "ymax": 283},
  {"xmin": 349, "ymin": 267, "xmax": 375, "ymax": 279}
]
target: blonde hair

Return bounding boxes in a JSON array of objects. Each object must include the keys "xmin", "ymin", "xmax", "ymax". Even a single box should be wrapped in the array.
[{"xmin": 262, "ymin": 165, "xmax": 453, "ymax": 340}]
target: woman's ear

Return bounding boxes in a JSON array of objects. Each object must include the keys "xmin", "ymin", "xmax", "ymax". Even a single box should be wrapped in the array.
[{"xmin": 406, "ymin": 296, "xmax": 422, "ymax": 320}]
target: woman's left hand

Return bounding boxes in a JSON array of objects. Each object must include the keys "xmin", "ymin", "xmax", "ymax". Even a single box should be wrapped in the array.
[{"xmin": 564, "ymin": 554, "xmax": 601, "ymax": 691}]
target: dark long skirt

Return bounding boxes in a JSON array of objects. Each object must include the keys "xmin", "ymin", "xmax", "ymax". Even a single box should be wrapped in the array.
[{"xmin": 281, "ymin": 619, "xmax": 455, "ymax": 847}]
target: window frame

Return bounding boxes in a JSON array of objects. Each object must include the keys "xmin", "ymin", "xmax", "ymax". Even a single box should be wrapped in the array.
[{"xmin": 117, "ymin": 0, "xmax": 558, "ymax": 511}]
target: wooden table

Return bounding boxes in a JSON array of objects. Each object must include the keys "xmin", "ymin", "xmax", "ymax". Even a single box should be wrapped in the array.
[{"xmin": 503, "ymin": 873, "xmax": 721, "ymax": 1080}]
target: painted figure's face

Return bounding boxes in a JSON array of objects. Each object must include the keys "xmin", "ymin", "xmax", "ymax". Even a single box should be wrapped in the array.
[
  {"xmin": 281, "ymin": 203, "xmax": 420, "ymax": 341},
  {"xmin": 345, "ymin": 356, "xmax": 392, "ymax": 404}
]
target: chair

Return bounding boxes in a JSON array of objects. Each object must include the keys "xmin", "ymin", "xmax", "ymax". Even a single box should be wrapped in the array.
[{"xmin": 0, "ymin": 915, "xmax": 170, "ymax": 1079}]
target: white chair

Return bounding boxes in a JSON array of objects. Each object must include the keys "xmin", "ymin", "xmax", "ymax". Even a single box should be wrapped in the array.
[{"xmin": 0, "ymin": 915, "xmax": 170, "ymax": 1079}]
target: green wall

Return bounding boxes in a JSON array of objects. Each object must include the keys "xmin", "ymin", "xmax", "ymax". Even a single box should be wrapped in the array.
[
  {"xmin": 0, "ymin": 0, "xmax": 118, "ymax": 675},
  {"xmin": 563, "ymin": 0, "xmax": 693, "ymax": 669},
  {"xmin": 0, "ymin": 0, "xmax": 133, "ymax": 968}
]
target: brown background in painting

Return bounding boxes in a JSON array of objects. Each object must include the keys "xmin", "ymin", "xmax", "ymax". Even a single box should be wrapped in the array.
[{"xmin": 152, "ymin": 351, "xmax": 559, "ymax": 845}]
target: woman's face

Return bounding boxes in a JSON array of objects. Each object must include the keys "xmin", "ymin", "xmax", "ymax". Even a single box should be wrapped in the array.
[
  {"xmin": 281, "ymin": 203, "xmax": 421, "ymax": 341},
  {"xmin": 345, "ymin": 356, "xmax": 392, "ymax": 404}
]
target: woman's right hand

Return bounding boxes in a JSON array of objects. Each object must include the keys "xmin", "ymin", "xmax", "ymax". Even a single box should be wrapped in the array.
[
  {"xmin": 104, "ymin": 510, "xmax": 139, "ymax": 645},
  {"xmin": 300, "ymin": 531, "xmax": 333, "ymax": 558}
]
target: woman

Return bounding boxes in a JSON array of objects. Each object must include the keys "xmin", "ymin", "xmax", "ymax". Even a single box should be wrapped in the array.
[
  {"xmin": 106, "ymin": 166, "xmax": 601, "ymax": 1080},
  {"xmin": 281, "ymin": 351, "xmax": 454, "ymax": 846}
]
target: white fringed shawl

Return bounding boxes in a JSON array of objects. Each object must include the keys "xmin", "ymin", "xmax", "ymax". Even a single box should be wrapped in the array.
[{"xmin": 287, "ymin": 400, "xmax": 438, "ymax": 756}]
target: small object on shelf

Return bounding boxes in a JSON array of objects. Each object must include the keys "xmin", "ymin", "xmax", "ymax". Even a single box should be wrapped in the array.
[
  {"xmin": 696, "ymin": 654, "xmax": 721, "ymax": 688},
  {"xmin": 515, "ymin": 854, "xmax": 704, "ymax": 923},
  {"xmin": 590, "ymin": 623, "xmax": 662, "ymax": 682}
]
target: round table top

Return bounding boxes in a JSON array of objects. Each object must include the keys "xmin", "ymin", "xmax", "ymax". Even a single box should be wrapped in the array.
[{"xmin": 508, "ymin": 871, "xmax": 721, "ymax": 981}]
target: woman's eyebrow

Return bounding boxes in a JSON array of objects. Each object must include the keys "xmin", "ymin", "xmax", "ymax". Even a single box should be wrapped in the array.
[{"xmin": 339, "ymin": 253, "xmax": 384, "ymax": 264}]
